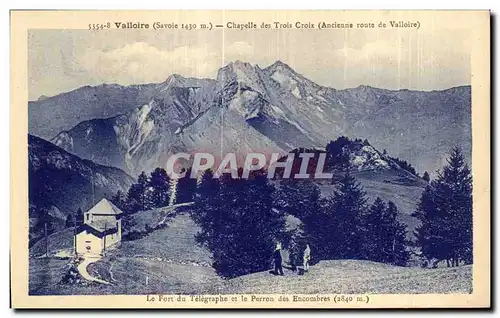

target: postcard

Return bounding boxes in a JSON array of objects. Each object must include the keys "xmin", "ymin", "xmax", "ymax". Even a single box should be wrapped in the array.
[{"xmin": 10, "ymin": 10, "xmax": 490, "ymax": 308}]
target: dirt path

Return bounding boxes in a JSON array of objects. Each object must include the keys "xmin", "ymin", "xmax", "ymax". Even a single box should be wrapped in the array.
[{"xmin": 77, "ymin": 256, "xmax": 111, "ymax": 285}]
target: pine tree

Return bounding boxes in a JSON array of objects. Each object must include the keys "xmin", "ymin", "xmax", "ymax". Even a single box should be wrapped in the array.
[
  {"xmin": 439, "ymin": 147, "xmax": 473, "ymax": 265},
  {"xmin": 362, "ymin": 199, "xmax": 409, "ymax": 265},
  {"xmin": 194, "ymin": 170, "xmax": 286, "ymax": 278},
  {"xmin": 191, "ymin": 169, "xmax": 220, "ymax": 227},
  {"xmin": 303, "ymin": 171, "xmax": 367, "ymax": 261},
  {"xmin": 228, "ymin": 170, "xmax": 285, "ymax": 277},
  {"xmin": 192, "ymin": 169, "xmax": 225, "ymax": 259},
  {"xmin": 148, "ymin": 168, "xmax": 170, "ymax": 208},
  {"xmin": 111, "ymin": 190, "xmax": 126, "ymax": 210},
  {"xmin": 176, "ymin": 168, "xmax": 197, "ymax": 204},
  {"xmin": 361, "ymin": 197, "xmax": 387, "ymax": 261},
  {"xmin": 333, "ymin": 172, "xmax": 367, "ymax": 259},
  {"xmin": 126, "ymin": 171, "xmax": 151, "ymax": 213},
  {"xmin": 422, "ymin": 171, "xmax": 430, "ymax": 182},
  {"xmin": 37, "ymin": 208, "xmax": 56, "ymax": 236},
  {"xmin": 65, "ymin": 213, "xmax": 74, "ymax": 228},
  {"xmin": 387, "ymin": 154, "xmax": 418, "ymax": 176},
  {"xmin": 274, "ymin": 179, "xmax": 322, "ymax": 221},
  {"xmin": 275, "ymin": 179, "xmax": 323, "ymax": 267},
  {"xmin": 194, "ymin": 173, "xmax": 243, "ymax": 277},
  {"xmin": 414, "ymin": 147, "xmax": 472, "ymax": 266},
  {"xmin": 302, "ymin": 195, "xmax": 338, "ymax": 260},
  {"xmin": 325, "ymin": 136, "xmax": 351, "ymax": 171},
  {"xmin": 75, "ymin": 207, "xmax": 84, "ymax": 225},
  {"xmin": 387, "ymin": 201, "xmax": 410, "ymax": 266},
  {"xmin": 413, "ymin": 184, "xmax": 445, "ymax": 264},
  {"xmin": 121, "ymin": 212, "xmax": 138, "ymax": 236}
]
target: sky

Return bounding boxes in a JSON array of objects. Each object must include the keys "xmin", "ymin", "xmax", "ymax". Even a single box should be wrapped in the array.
[{"xmin": 28, "ymin": 27, "xmax": 471, "ymax": 100}]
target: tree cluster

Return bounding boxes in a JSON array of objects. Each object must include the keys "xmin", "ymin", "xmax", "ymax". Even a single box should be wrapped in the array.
[
  {"xmin": 111, "ymin": 168, "xmax": 171, "ymax": 234},
  {"xmin": 292, "ymin": 173, "xmax": 410, "ymax": 266},
  {"xmin": 111, "ymin": 168, "xmax": 171, "ymax": 213},
  {"xmin": 414, "ymin": 147, "xmax": 472, "ymax": 267},
  {"xmin": 388, "ymin": 155, "xmax": 418, "ymax": 176},
  {"xmin": 325, "ymin": 136, "xmax": 352, "ymax": 171},
  {"xmin": 192, "ymin": 169, "xmax": 286, "ymax": 278},
  {"xmin": 194, "ymin": 166, "xmax": 411, "ymax": 278}
]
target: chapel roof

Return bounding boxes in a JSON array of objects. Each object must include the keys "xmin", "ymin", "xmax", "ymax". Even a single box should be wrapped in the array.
[{"xmin": 86, "ymin": 198, "xmax": 123, "ymax": 216}]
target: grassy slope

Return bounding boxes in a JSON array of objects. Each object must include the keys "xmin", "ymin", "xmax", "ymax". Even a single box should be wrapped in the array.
[
  {"xmin": 30, "ymin": 228, "xmax": 75, "ymax": 257},
  {"xmin": 219, "ymin": 260, "xmax": 472, "ymax": 294},
  {"xmin": 29, "ymin": 210, "xmax": 471, "ymax": 295},
  {"xmin": 126, "ymin": 203, "xmax": 192, "ymax": 233},
  {"xmin": 29, "ymin": 258, "xmax": 70, "ymax": 294},
  {"xmin": 105, "ymin": 212, "xmax": 220, "ymax": 294}
]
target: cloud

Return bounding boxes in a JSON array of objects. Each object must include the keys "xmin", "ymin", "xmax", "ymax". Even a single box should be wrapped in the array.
[
  {"xmin": 330, "ymin": 35, "xmax": 470, "ymax": 89},
  {"xmin": 337, "ymin": 40, "xmax": 400, "ymax": 65},
  {"xmin": 77, "ymin": 42, "xmax": 222, "ymax": 84},
  {"xmin": 224, "ymin": 41, "xmax": 255, "ymax": 60}
]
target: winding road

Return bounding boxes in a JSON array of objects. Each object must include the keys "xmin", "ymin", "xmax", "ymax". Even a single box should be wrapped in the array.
[
  {"xmin": 77, "ymin": 256, "xmax": 111, "ymax": 285},
  {"xmin": 76, "ymin": 202, "xmax": 194, "ymax": 285}
]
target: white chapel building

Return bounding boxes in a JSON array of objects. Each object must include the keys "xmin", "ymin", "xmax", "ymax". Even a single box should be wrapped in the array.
[{"xmin": 75, "ymin": 198, "xmax": 123, "ymax": 256}]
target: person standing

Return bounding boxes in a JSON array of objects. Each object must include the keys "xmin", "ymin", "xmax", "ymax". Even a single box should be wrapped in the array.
[
  {"xmin": 303, "ymin": 244, "xmax": 311, "ymax": 272},
  {"xmin": 273, "ymin": 242, "xmax": 284, "ymax": 276}
]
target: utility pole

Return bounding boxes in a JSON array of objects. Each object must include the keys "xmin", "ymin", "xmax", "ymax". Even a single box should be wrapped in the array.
[
  {"xmin": 103, "ymin": 224, "xmax": 107, "ymax": 256},
  {"xmin": 44, "ymin": 221, "xmax": 48, "ymax": 258},
  {"xmin": 73, "ymin": 215, "xmax": 77, "ymax": 256},
  {"xmin": 392, "ymin": 236, "xmax": 396, "ymax": 265}
]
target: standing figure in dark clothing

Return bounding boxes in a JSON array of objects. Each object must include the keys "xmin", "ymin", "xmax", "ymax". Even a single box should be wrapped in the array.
[{"xmin": 273, "ymin": 242, "xmax": 284, "ymax": 275}]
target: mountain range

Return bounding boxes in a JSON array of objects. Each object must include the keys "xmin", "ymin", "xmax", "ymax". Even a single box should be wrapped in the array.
[{"xmin": 29, "ymin": 60, "xmax": 471, "ymax": 177}]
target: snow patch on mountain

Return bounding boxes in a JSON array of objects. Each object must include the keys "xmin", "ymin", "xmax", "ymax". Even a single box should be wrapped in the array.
[
  {"xmin": 349, "ymin": 145, "xmax": 390, "ymax": 172},
  {"xmin": 231, "ymin": 88, "xmax": 260, "ymax": 118},
  {"xmin": 85, "ymin": 127, "xmax": 93, "ymax": 140},
  {"xmin": 270, "ymin": 70, "xmax": 302, "ymax": 99},
  {"xmin": 291, "ymin": 87, "xmax": 301, "ymax": 99},
  {"xmin": 113, "ymin": 103, "xmax": 156, "ymax": 171},
  {"xmin": 138, "ymin": 103, "xmax": 152, "ymax": 126}
]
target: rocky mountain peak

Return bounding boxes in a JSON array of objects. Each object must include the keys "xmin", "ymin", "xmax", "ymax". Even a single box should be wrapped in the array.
[
  {"xmin": 158, "ymin": 74, "xmax": 215, "ymax": 92},
  {"xmin": 263, "ymin": 60, "xmax": 320, "ymax": 100},
  {"xmin": 217, "ymin": 60, "xmax": 261, "ymax": 83},
  {"xmin": 265, "ymin": 60, "xmax": 296, "ymax": 75},
  {"xmin": 164, "ymin": 73, "xmax": 187, "ymax": 85}
]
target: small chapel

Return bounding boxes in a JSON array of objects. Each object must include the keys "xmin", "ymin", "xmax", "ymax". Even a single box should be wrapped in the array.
[{"xmin": 75, "ymin": 198, "xmax": 123, "ymax": 256}]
